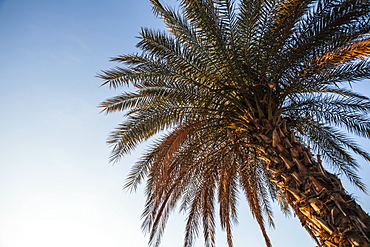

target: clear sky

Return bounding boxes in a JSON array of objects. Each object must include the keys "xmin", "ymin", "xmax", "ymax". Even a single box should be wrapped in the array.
[{"xmin": 0, "ymin": 1, "xmax": 369, "ymax": 247}]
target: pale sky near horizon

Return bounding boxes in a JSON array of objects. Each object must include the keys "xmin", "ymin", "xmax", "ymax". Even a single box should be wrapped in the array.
[{"xmin": 0, "ymin": 1, "xmax": 369, "ymax": 247}]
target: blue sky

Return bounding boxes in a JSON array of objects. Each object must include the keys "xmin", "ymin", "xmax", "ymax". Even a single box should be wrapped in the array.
[{"xmin": 0, "ymin": 1, "xmax": 369, "ymax": 247}]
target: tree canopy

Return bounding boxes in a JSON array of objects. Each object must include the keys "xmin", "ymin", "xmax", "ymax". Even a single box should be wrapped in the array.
[{"xmin": 100, "ymin": 0, "xmax": 370, "ymax": 246}]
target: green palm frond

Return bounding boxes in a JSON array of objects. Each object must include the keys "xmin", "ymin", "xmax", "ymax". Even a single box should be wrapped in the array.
[
  {"xmin": 324, "ymin": 59, "xmax": 370, "ymax": 83},
  {"xmin": 284, "ymin": 89, "xmax": 370, "ymax": 138},
  {"xmin": 301, "ymin": 121, "xmax": 368, "ymax": 192}
]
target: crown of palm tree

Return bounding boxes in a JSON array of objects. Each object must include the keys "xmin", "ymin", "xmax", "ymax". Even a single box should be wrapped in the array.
[{"xmin": 99, "ymin": 0, "xmax": 370, "ymax": 246}]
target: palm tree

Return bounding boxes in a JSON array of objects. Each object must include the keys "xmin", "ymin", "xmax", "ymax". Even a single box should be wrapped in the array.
[{"xmin": 99, "ymin": 0, "xmax": 370, "ymax": 246}]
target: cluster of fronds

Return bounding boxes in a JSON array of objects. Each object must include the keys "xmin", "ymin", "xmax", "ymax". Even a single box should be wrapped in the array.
[{"xmin": 99, "ymin": 0, "xmax": 370, "ymax": 246}]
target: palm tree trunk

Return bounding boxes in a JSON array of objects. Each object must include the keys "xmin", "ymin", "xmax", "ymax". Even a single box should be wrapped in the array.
[{"xmin": 252, "ymin": 118, "xmax": 370, "ymax": 247}]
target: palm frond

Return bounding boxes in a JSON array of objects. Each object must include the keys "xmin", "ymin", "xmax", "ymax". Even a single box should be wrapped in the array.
[{"xmin": 301, "ymin": 121, "xmax": 368, "ymax": 192}]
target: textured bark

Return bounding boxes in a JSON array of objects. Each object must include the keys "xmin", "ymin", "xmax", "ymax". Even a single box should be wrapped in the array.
[{"xmin": 252, "ymin": 118, "xmax": 370, "ymax": 247}]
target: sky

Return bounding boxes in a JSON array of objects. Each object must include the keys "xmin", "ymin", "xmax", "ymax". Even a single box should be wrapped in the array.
[{"xmin": 0, "ymin": 1, "xmax": 369, "ymax": 247}]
